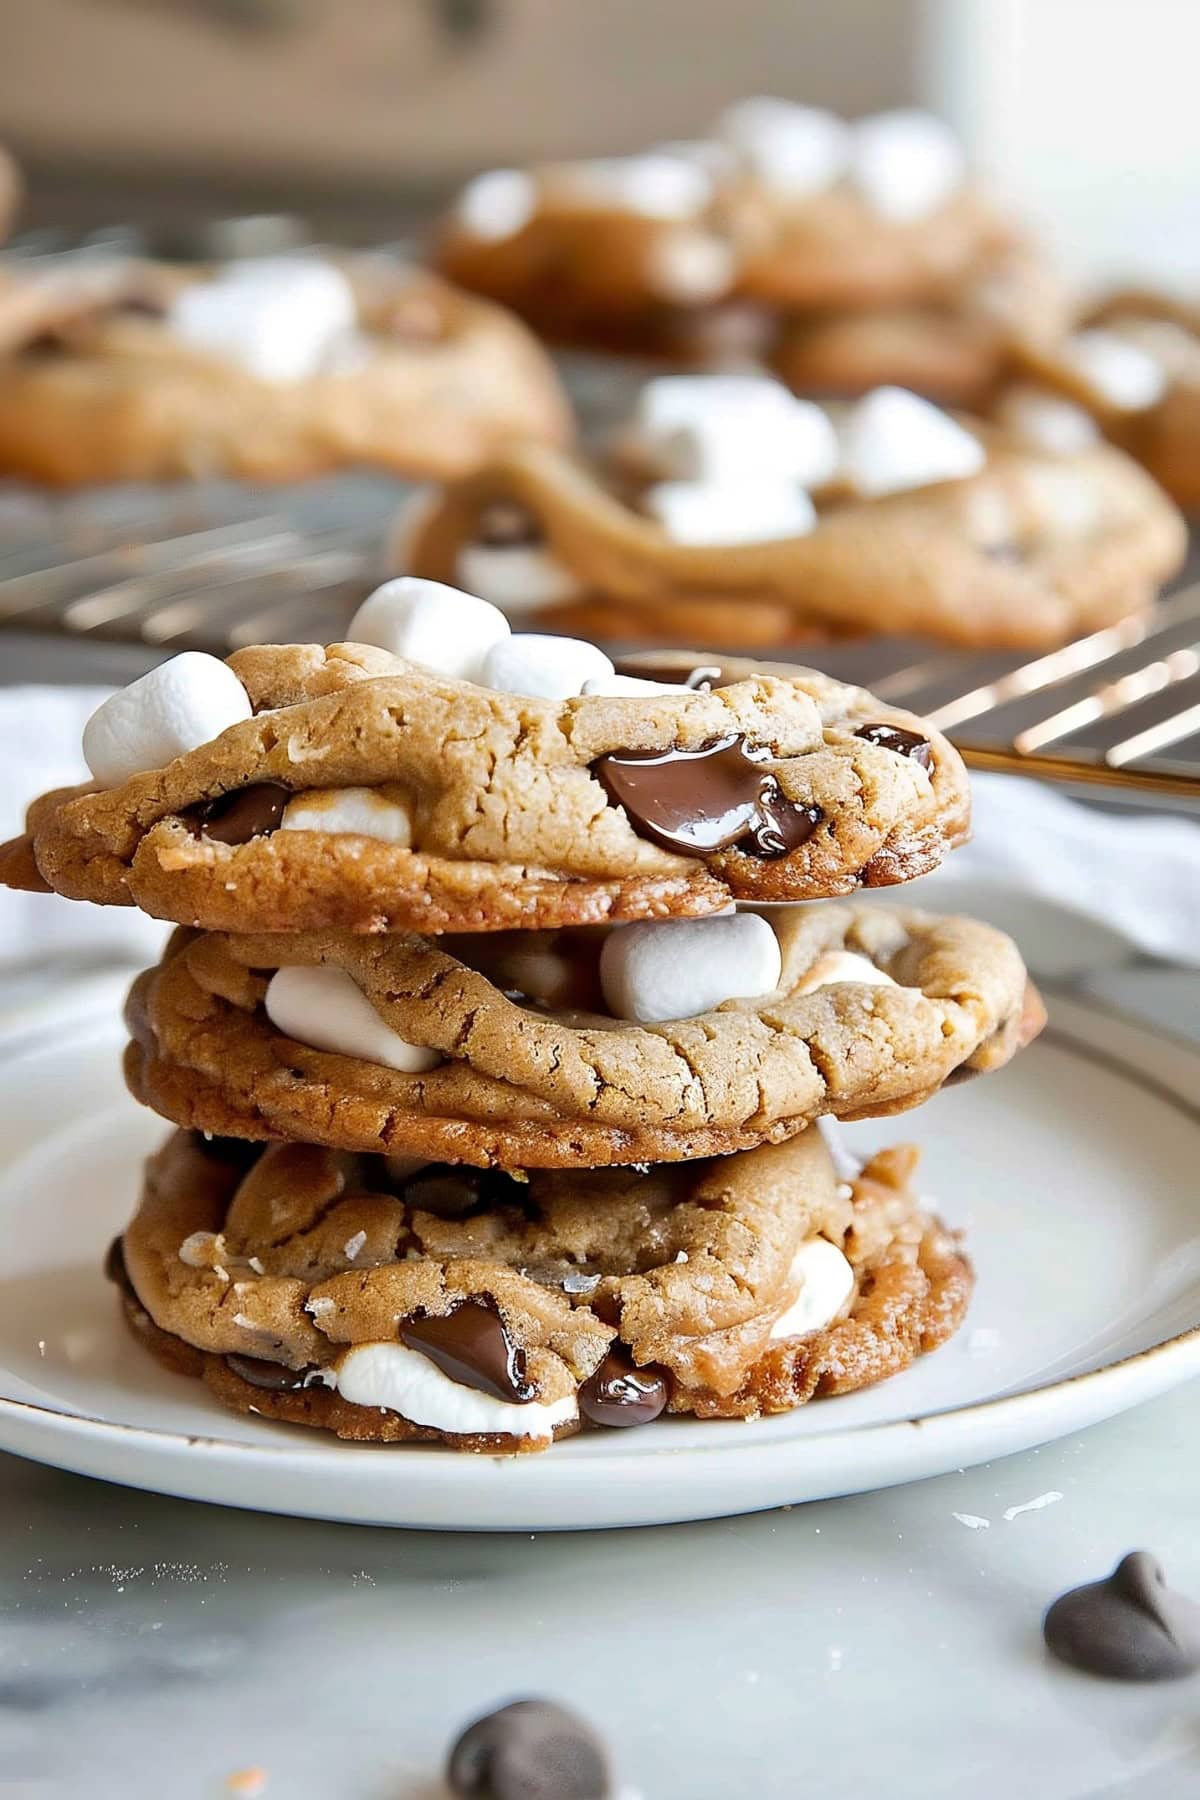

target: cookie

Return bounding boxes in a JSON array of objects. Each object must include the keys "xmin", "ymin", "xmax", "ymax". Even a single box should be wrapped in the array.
[
  {"xmin": 3, "ymin": 636, "xmax": 970, "ymax": 933},
  {"xmin": 112, "ymin": 1124, "xmax": 973, "ymax": 1450},
  {"xmin": 399, "ymin": 427, "xmax": 1184, "ymax": 651},
  {"xmin": 0, "ymin": 253, "xmax": 570, "ymax": 485},
  {"xmin": 123, "ymin": 904, "xmax": 1042, "ymax": 1167}
]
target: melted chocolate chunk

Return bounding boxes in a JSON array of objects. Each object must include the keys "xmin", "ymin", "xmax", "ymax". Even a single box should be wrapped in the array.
[
  {"xmin": 1043, "ymin": 1552, "xmax": 1200, "ymax": 1681},
  {"xmin": 400, "ymin": 1298, "xmax": 534, "ymax": 1403},
  {"xmin": 195, "ymin": 782, "xmax": 290, "ymax": 846},
  {"xmin": 594, "ymin": 735, "xmax": 822, "ymax": 859},
  {"xmin": 103, "ymin": 1235, "xmax": 136, "ymax": 1300},
  {"xmin": 853, "ymin": 722, "xmax": 932, "ymax": 769},
  {"xmin": 579, "ymin": 1345, "xmax": 669, "ymax": 1429},
  {"xmin": 447, "ymin": 1698, "xmax": 612, "ymax": 1800},
  {"xmin": 225, "ymin": 1354, "xmax": 324, "ymax": 1393}
]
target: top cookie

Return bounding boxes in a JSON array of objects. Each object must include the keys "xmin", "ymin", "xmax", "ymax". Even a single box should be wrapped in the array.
[
  {"xmin": 1, "ymin": 590, "xmax": 969, "ymax": 934},
  {"xmin": 0, "ymin": 253, "xmax": 570, "ymax": 485}
]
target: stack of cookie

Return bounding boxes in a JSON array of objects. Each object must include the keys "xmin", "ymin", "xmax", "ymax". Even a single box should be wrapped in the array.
[{"xmin": 1, "ymin": 582, "xmax": 1043, "ymax": 1452}]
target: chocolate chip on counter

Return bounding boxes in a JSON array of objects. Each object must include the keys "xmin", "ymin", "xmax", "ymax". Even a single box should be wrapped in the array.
[
  {"xmin": 400, "ymin": 1297, "xmax": 534, "ymax": 1403},
  {"xmin": 447, "ymin": 1698, "xmax": 612, "ymax": 1799},
  {"xmin": 579, "ymin": 1345, "xmax": 669, "ymax": 1428},
  {"xmin": 1043, "ymin": 1552, "xmax": 1200, "ymax": 1681},
  {"xmin": 195, "ymin": 782, "xmax": 290, "ymax": 845},
  {"xmin": 595, "ymin": 734, "xmax": 822, "ymax": 859},
  {"xmin": 853, "ymin": 722, "xmax": 933, "ymax": 769}
]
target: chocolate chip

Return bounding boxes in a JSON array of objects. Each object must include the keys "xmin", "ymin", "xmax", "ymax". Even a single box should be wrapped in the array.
[
  {"xmin": 595, "ymin": 734, "xmax": 822, "ymax": 859},
  {"xmin": 447, "ymin": 1698, "xmax": 612, "ymax": 1799},
  {"xmin": 853, "ymin": 723, "xmax": 932, "ymax": 769},
  {"xmin": 195, "ymin": 782, "xmax": 290, "ymax": 845},
  {"xmin": 1043, "ymin": 1552, "xmax": 1200, "ymax": 1681},
  {"xmin": 579, "ymin": 1345, "xmax": 669, "ymax": 1428},
  {"xmin": 103, "ymin": 1235, "xmax": 136, "ymax": 1300},
  {"xmin": 224, "ymin": 1354, "xmax": 324, "ymax": 1393},
  {"xmin": 400, "ymin": 1297, "xmax": 534, "ymax": 1403}
]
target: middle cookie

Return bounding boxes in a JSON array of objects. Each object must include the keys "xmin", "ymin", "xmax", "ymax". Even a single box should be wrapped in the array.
[{"xmin": 125, "ymin": 902, "xmax": 1042, "ymax": 1167}]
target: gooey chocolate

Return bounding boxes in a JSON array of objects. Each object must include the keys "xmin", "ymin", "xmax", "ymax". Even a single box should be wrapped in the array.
[
  {"xmin": 594, "ymin": 734, "xmax": 822, "ymax": 859},
  {"xmin": 579, "ymin": 1345, "xmax": 669, "ymax": 1428},
  {"xmin": 853, "ymin": 722, "xmax": 932, "ymax": 769},
  {"xmin": 194, "ymin": 782, "xmax": 290, "ymax": 846},
  {"xmin": 224, "ymin": 1353, "xmax": 325, "ymax": 1393},
  {"xmin": 400, "ymin": 1297, "xmax": 535, "ymax": 1404}
]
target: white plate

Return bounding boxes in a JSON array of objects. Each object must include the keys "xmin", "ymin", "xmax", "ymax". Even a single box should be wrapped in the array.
[{"xmin": 0, "ymin": 986, "xmax": 1197, "ymax": 1532}]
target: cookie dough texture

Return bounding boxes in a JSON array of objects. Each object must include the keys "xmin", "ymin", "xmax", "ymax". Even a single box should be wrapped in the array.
[
  {"xmin": 117, "ymin": 1126, "xmax": 972, "ymax": 1448},
  {"xmin": 124, "ymin": 904, "xmax": 1042, "ymax": 1166},
  {"xmin": 403, "ymin": 436, "xmax": 1184, "ymax": 652},
  {"xmin": 0, "ymin": 257, "xmax": 570, "ymax": 484},
  {"xmin": 3, "ymin": 643, "xmax": 970, "ymax": 933}
]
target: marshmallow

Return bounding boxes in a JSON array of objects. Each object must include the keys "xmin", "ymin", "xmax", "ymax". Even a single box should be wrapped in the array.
[
  {"xmin": 455, "ymin": 168, "xmax": 538, "ymax": 242},
  {"xmin": 82, "ymin": 651, "xmax": 252, "ymax": 788},
  {"xmin": 599, "ymin": 913, "xmax": 782, "ymax": 1024},
  {"xmin": 456, "ymin": 542, "xmax": 583, "ymax": 618},
  {"xmin": 549, "ymin": 154, "xmax": 712, "ymax": 219},
  {"xmin": 264, "ymin": 965, "xmax": 439, "ymax": 1073},
  {"xmin": 346, "ymin": 578, "xmax": 510, "ymax": 683},
  {"xmin": 646, "ymin": 479, "xmax": 816, "ymax": 545},
  {"xmin": 718, "ymin": 97, "xmax": 849, "ymax": 198},
  {"xmin": 168, "ymin": 257, "xmax": 357, "ymax": 383},
  {"xmin": 1106, "ymin": 317, "xmax": 1200, "ymax": 384},
  {"xmin": 837, "ymin": 387, "xmax": 985, "ymax": 496},
  {"xmin": 769, "ymin": 1238, "xmax": 856, "ymax": 1339},
  {"xmin": 334, "ymin": 1341, "xmax": 576, "ymax": 1440},
  {"xmin": 794, "ymin": 949, "xmax": 896, "ymax": 995},
  {"xmin": 649, "ymin": 231, "xmax": 737, "ymax": 304},
  {"xmin": 632, "ymin": 374, "xmax": 839, "ymax": 487},
  {"xmin": 280, "ymin": 786, "xmax": 413, "ymax": 845},
  {"xmin": 995, "ymin": 385, "xmax": 1100, "ymax": 457},
  {"xmin": 581, "ymin": 674, "xmax": 681, "ymax": 697},
  {"xmin": 849, "ymin": 110, "xmax": 965, "ymax": 222},
  {"xmin": 1062, "ymin": 329, "xmax": 1168, "ymax": 411},
  {"xmin": 481, "ymin": 633, "xmax": 614, "ymax": 700}
]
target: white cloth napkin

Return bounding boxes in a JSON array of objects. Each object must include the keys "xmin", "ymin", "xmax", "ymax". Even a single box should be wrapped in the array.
[{"xmin": 0, "ymin": 686, "xmax": 1194, "ymax": 979}]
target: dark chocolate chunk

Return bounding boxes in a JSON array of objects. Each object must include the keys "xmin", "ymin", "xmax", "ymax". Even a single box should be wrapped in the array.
[
  {"xmin": 400, "ymin": 1298, "xmax": 534, "ymax": 1403},
  {"xmin": 595, "ymin": 734, "xmax": 822, "ymax": 859},
  {"xmin": 579, "ymin": 1346, "xmax": 669, "ymax": 1429},
  {"xmin": 853, "ymin": 722, "xmax": 933, "ymax": 769},
  {"xmin": 224, "ymin": 1354, "xmax": 325, "ymax": 1393},
  {"xmin": 1043, "ymin": 1552, "xmax": 1200, "ymax": 1681},
  {"xmin": 447, "ymin": 1698, "xmax": 612, "ymax": 1799},
  {"xmin": 195, "ymin": 782, "xmax": 290, "ymax": 846}
]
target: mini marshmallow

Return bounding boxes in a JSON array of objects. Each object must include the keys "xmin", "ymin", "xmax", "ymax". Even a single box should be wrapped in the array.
[
  {"xmin": 264, "ymin": 965, "xmax": 440, "ymax": 1073},
  {"xmin": 646, "ymin": 479, "xmax": 816, "ymax": 546},
  {"xmin": 1062, "ymin": 329, "xmax": 1169, "ymax": 411},
  {"xmin": 718, "ymin": 97, "xmax": 849, "ymax": 198},
  {"xmin": 456, "ymin": 542, "xmax": 583, "ymax": 618},
  {"xmin": 794, "ymin": 949, "xmax": 896, "ymax": 995},
  {"xmin": 995, "ymin": 385, "xmax": 1100, "ymax": 457},
  {"xmin": 837, "ymin": 387, "xmax": 985, "ymax": 497},
  {"xmin": 1107, "ymin": 317, "xmax": 1200, "ymax": 384},
  {"xmin": 581, "ymin": 674, "xmax": 681, "ymax": 697},
  {"xmin": 649, "ymin": 231, "xmax": 737, "ymax": 304},
  {"xmin": 334, "ymin": 1341, "xmax": 576, "ymax": 1439},
  {"xmin": 769, "ymin": 1238, "xmax": 856, "ymax": 1339},
  {"xmin": 600, "ymin": 913, "xmax": 782, "ymax": 1024},
  {"xmin": 455, "ymin": 168, "xmax": 538, "ymax": 241},
  {"xmin": 632, "ymin": 374, "xmax": 839, "ymax": 487},
  {"xmin": 82, "ymin": 651, "xmax": 253, "ymax": 788},
  {"xmin": 168, "ymin": 257, "xmax": 357, "ymax": 383},
  {"xmin": 549, "ymin": 154, "xmax": 712, "ymax": 219},
  {"xmin": 849, "ymin": 110, "xmax": 965, "ymax": 222},
  {"xmin": 481, "ymin": 633, "xmax": 614, "ymax": 700},
  {"xmin": 280, "ymin": 787, "xmax": 413, "ymax": 845},
  {"xmin": 346, "ymin": 578, "xmax": 510, "ymax": 683}
]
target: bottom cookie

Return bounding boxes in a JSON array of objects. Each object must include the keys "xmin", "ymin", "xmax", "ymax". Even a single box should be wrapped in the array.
[{"xmin": 111, "ymin": 1126, "xmax": 972, "ymax": 1454}]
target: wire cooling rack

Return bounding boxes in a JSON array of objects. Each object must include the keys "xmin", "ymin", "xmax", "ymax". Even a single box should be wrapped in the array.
[{"xmin": 0, "ymin": 343, "xmax": 1197, "ymax": 809}]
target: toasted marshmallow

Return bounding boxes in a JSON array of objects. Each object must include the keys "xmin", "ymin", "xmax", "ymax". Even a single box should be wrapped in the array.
[
  {"xmin": 1106, "ymin": 317, "xmax": 1200, "ymax": 385},
  {"xmin": 646, "ymin": 479, "xmax": 816, "ymax": 546},
  {"xmin": 632, "ymin": 374, "xmax": 839, "ymax": 487},
  {"xmin": 849, "ymin": 110, "xmax": 965, "ymax": 222},
  {"xmin": 794, "ymin": 949, "xmax": 896, "ymax": 995},
  {"xmin": 547, "ymin": 154, "xmax": 712, "ymax": 219},
  {"xmin": 455, "ymin": 168, "xmax": 538, "ymax": 242},
  {"xmin": 837, "ymin": 387, "xmax": 985, "ymax": 496},
  {"xmin": 1062, "ymin": 329, "xmax": 1169, "ymax": 411},
  {"xmin": 995, "ymin": 385, "xmax": 1100, "ymax": 457},
  {"xmin": 769, "ymin": 1238, "xmax": 856, "ymax": 1338},
  {"xmin": 457, "ymin": 542, "xmax": 584, "ymax": 618},
  {"xmin": 600, "ymin": 913, "xmax": 782, "ymax": 1024},
  {"xmin": 347, "ymin": 577, "xmax": 510, "ymax": 684},
  {"xmin": 265, "ymin": 965, "xmax": 440, "ymax": 1073},
  {"xmin": 481, "ymin": 633, "xmax": 614, "ymax": 699},
  {"xmin": 334, "ymin": 1343, "xmax": 576, "ymax": 1439},
  {"xmin": 82, "ymin": 652, "xmax": 252, "ymax": 788},
  {"xmin": 280, "ymin": 787, "xmax": 413, "ymax": 845},
  {"xmin": 718, "ymin": 97, "xmax": 849, "ymax": 198},
  {"xmin": 168, "ymin": 257, "xmax": 357, "ymax": 383}
]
